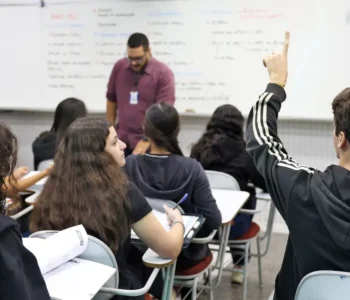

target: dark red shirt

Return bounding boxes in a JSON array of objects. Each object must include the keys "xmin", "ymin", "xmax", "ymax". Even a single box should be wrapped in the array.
[{"xmin": 106, "ymin": 58, "xmax": 175, "ymax": 148}]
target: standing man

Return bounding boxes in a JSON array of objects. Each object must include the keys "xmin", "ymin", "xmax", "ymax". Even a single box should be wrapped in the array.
[{"xmin": 106, "ymin": 33, "xmax": 175, "ymax": 156}]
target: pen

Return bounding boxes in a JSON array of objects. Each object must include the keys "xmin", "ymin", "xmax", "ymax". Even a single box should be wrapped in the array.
[{"xmin": 173, "ymin": 193, "xmax": 188, "ymax": 210}]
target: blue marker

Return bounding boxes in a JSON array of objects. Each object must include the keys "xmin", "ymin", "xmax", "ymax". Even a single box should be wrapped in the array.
[{"xmin": 173, "ymin": 193, "xmax": 188, "ymax": 210}]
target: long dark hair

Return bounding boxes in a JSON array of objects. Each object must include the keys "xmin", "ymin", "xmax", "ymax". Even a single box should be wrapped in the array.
[
  {"xmin": 190, "ymin": 104, "xmax": 245, "ymax": 166},
  {"xmin": 144, "ymin": 103, "xmax": 183, "ymax": 156},
  {"xmin": 30, "ymin": 118, "xmax": 131, "ymax": 251},
  {"xmin": 50, "ymin": 98, "xmax": 87, "ymax": 140},
  {"xmin": 0, "ymin": 123, "xmax": 18, "ymax": 214}
]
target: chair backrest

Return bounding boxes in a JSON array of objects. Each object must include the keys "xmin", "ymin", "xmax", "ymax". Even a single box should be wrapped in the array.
[
  {"xmin": 205, "ymin": 170, "xmax": 241, "ymax": 191},
  {"xmin": 146, "ymin": 197, "xmax": 185, "ymax": 214},
  {"xmin": 29, "ymin": 231, "xmax": 118, "ymax": 300},
  {"xmin": 294, "ymin": 271, "xmax": 350, "ymax": 300},
  {"xmin": 37, "ymin": 159, "xmax": 54, "ymax": 171}
]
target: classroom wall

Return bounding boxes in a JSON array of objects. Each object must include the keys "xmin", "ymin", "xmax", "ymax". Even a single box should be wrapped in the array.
[{"xmin": 0, "ymin": 111, "xmax": 336, "ymax": 234}]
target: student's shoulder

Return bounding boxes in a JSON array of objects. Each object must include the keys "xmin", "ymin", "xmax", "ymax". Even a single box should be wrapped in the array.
[
  {"xmin": 126, "ymin": 154, "xmax": 138, "ymax": 163},
  {"xmin": 37, "ymin": 130, "xmax": 51, "ymax": 138},
  {"xmin": 172, "ymin": 155, "xmax": 204, "ymax": 173},
  {"xmin": 0, "ymin": 219, "xmax": 21, "ymax": 269},
  {"xmin": 0, "ymin": 214, "xmax": 18, "ymax": 236},
  {"xmin": 126, "ymin": 180, "xmax": 149, "ymax": 204},
  {"xmin": 125, "ymin": 154, "xmax": 141, "ymax": 170},
  {"xmin": 126, "ymin": 181, "xmax": 152, "ymax": 222},
  {"xmin": 0, "ymin": 215, "xmax": 51, "ymax": 299},
  {"xmin": 33, "ymin": 131, "xmax": 56, "ymax": 144},
  {"xmin": 0, "ymin": 215, "xmax": 21, "ymax": 253}
]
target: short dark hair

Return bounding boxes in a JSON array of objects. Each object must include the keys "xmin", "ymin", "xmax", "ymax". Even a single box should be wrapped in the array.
[
  {"xmin": 332, "ymin": 88, "xmax": 350, "ymax": 143},
  {"xmin": 127, "ymin": 33, "xmax": 149, "ymax": 50}
]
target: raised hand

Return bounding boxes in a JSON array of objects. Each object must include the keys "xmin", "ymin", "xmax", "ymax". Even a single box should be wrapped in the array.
[{"xmin": 263, "ymin": 31, "xmax": 290, "ymax": 87}]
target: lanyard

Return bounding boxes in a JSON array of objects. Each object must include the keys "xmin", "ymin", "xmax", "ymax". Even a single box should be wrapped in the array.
[{"xmin": 131, "ymin": 71, "xmax": 143, "ymax": 89}]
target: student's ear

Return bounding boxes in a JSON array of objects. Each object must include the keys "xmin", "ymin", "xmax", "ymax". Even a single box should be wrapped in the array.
[{"xmin": 338, "ymin": 131, "xmax": 347, "ymax": 149}]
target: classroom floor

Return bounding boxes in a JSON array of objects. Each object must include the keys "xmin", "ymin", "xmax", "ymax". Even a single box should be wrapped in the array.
[{"xmin": 198, "ymin": 233, "xmax": 288, "ymax": 300}]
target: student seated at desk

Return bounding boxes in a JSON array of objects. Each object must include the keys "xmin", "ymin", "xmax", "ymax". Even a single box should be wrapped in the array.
[
  {"xmin": 3, "ymin": 165, "xmax": 52, "ymax": 218},
  {"xmin": 32, "ymin": 97, "xmax": 87, "ymax": 170},
  {"xmin": 30, "ymin": 117, "xmax": 184, "ymax": 300},
  {"xmin": 190, "ymin": 104, "xmax": 267, "ymax": 284},
  {"xmin": 125, "ymin": 103, "xmax": 222, "ymax": 274},
  {"xmin": 0, "ymin": 122, "xmax": 51, "ymax": 300},
  {"xmin": 3, "ymin": 165, "xmax": 52, "ymax": 199}
]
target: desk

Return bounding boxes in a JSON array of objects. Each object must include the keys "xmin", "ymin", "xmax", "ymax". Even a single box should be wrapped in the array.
[
  {"xmin": 134, "ymin": 209, "xmax": 201, "ymax": 300},
  {"xmin": 211, "ymin": 189, "xmax": 249, "ymax": 284},
  {"xmin": 256, "ymin": 192, "xmax": 272, "ymax": 201},
  {"xmin": 8, "ymin": 191, "xmax": 41, "ymax": 222},
  {"xmin": 140, "ymin": 191, "xmax": 250, "ymax": 299},
  {"xmin": 9, "ymin": 191, "xmax": 37, "ymax": 221},
  {"xmin": 22, "ymin": 171, "xmax": 47, "ymax": 192},
  {"xmin": 11, "ymin": 205, "xmax": 33, "ymax": 220},
  {"xmin": 25, "ymin": 191, "xmax": 40, "ymax": 204},
  {"xmin": 143, "ymin": 249, "xmax": 176, "ymax": 300},
  {"xmin": 174, "ymin": 189, "xmax": 250, "ymax": 293},
  {"xmin": 211, "ymin": 189, "xmax": 250, "ymax": 224}
]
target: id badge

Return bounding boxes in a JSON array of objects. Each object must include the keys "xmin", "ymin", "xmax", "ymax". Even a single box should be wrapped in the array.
[{"xmin": 130, "ymin": 91, "xmax": 138, "ymax": 105}]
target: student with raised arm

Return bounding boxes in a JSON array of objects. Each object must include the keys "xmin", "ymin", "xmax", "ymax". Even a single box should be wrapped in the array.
[
  {"xmin": 125, "ymin": 103, "xmax": 222, "ymax": 276},
  {"xmin": 246, "ymin": 32, "xmax": 350, "ymax": 300},
  {"xmin": 0, "ymin": 122, "xmax": 51, "ymax": 300},
  {"xmin": 30, "ymin": 118, "xmax": 184, "ymax": 300}
]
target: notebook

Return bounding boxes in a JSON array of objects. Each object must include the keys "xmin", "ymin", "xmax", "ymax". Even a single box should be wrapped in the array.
[
  {"xmin": 22, "ymin": 171, "xmax": 48, "ymax": 186},
  {"xmin": 23, "ymin": 225, "xmax": 116, "ymax": 300}
]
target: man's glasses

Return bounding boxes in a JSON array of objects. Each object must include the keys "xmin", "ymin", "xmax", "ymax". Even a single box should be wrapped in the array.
[{"xmin": 125, "ymin": 53, "xmax": 146, "ymax": 64}]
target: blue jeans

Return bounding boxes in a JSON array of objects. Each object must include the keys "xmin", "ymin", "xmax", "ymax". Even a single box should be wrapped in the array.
[{"xmin": 229, "ymin": 213, "xmax": 253, "ymax": 266}]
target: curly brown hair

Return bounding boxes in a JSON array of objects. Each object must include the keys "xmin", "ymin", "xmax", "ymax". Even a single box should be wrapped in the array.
[
  {"xmin": 30, "ymin": 118, "xmax": 131, "ymax": 251},
  {"xmin": 0, "ymin": 122, "xmax": 18, "ymax": 214}
]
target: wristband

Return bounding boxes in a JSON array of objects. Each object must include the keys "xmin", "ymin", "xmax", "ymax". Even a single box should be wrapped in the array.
[{"xmin": 171, "ymin": 220, "xmax": 185, "ymax": 233}]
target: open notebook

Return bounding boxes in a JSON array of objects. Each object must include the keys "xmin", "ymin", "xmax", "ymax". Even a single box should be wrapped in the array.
[
  {"xmin": 131, "ymin": 210, "xmax": 199, "ymax": 239},
  {"xmin": 23, "ymin": 225, "xmax": 116, "ymax": 300}
]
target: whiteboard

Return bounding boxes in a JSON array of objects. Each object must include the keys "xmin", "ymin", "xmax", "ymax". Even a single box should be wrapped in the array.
[
  {"xmin": 0, "ymin": 4, "xmax": 41, "ymax": 110},
  {"xmin": 0, "ymin": 0, "xmax": 349, "ymax": 119}
]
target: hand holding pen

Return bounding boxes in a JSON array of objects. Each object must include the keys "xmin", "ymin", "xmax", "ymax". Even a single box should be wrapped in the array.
[{"xmin": 164, "ymin": 193, "xmax": 188, "ymax": 226}]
